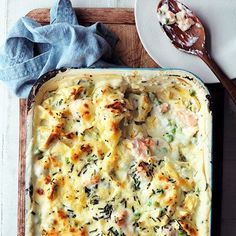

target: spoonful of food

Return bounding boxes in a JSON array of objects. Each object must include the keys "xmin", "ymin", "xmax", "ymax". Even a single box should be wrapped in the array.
[{"xmin": 157, "ymin": 0, "xmax": 236, "ymax": 105}]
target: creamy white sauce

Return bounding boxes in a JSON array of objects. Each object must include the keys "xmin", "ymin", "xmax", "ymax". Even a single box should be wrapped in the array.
[
  {"xmin": 185, "ymin": 36, "xmax": 199, "ymax": 47},
  {"xmin": 26, "ymin": 69, "xmax": 212, "ymax": 236}
]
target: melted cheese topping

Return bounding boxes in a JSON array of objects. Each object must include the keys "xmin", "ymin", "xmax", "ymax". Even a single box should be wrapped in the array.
[{"xmin": 27, "ymin": 70, "xmax": 211, "ymax": 236}]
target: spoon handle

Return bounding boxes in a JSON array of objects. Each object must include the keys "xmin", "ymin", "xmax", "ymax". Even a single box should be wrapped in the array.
[{"xmin": 200, "ymin": 51, "xmax": 236, "ymax": 105}]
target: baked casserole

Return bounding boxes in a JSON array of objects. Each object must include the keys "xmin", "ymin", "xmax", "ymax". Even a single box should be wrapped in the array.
[{"xmin": 26, "ymin": 69, "xmax": 212, "ymax": 236}]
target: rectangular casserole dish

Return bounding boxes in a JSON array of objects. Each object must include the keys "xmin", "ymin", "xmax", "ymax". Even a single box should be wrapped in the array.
[{"xmin": 25, "ymin": 68, "xmax": 212, "ymax": 236}]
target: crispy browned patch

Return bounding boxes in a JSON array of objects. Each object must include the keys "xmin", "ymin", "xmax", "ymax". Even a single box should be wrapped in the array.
[
  {"xmin": 80, "ymin": 144, "xmax": 92, "ymax": 154},
  {"xmin": 63, "ymin": 132, "xmax": 76, "ymax": 139},
  {"xmin": 116, "ymin": 181, "xmax": 125, "ymax": 188},
  {"xmin": 179, "ymin": 220, "xmax": 197, "ymax": 236},
  {"xmin": 45, "ymin": 132, "xmax": 58, "ymax": 148},
  {"xmin": 70, "ymin": 227, "xmax": 76, "ymax": 233},
  {"xmin": 48, "ymin": 183, "xmax": 58, "ymax": 201},
  {"xmin": 79, "ymin": 228, "xmax": 87, "ymax": 236},
  {"xmin": 52, "ymin": 219, "xmax": 58, "ymax": 225},
  {"xmin": 57, "ymin": 209, "xmax": 67, "ymax": 219},
  {"xmin": 111, "ymin": 122, "xmax": 119, "ymax": 133},
  {"xmin": 71, "ymin": 153, "xmax": 80, "ymax": 162},
  {"xmin": 49, "ymin": 156, "xmax": 62, "ymax": 168},
  {"xmin": 86, "ymin": 174, "xmax": 100, "ymax": 186},
  {"xmin": 43, "ymin": 159, "xmax": 50, "ymax": 170},
  {"xmin": 82, "ymin": 111, "xmax": 91, "ymax": 120},
  {"xmin": 71, "ymin": 144, "xmax": 92, "ymax": 162},
  {"xmin": 44, "ymin": 175, "xmax": 51, "ymax": 184},
  {"xmin": 105, "ymin": 101, "xmax": 126, "ymax": 113},
  {"xmin": 36, "ymin": 188, "xmax": 44, "ymax": 195},
  {"xmin": 83, "ymin": 103, "xmax": 89, "ymax": 108},
  {"xmin": 45, "ymin": 229, "xmax": 58, "ymax": 236},
  {"xmin": 97, "ymin": 149, "xmax": 104, "ymax": 158},
  {"xmin": 45, "ymin": 123, "xmax": 64, "ymax": 148},
  {"xmin": 60, "ymin": 110, "xmax": 72, "ymax": 118},
  {"xmin": 43, "ymin": 156, "xmax": 61, "ymax": 169},
  {"xmin": 137, "ymin": 161, "xmax": 149, "ymax": 173},
  {"xmin": 178, "ymin": 177, "xmax": 195, "ymax": 190},
  {"xmin": 158, "ymin": 175, "xmax": 169, "ymax": 182},
  {"xmin": 71, "ymin": 86, "xmax": 84, "ymax": 100},
  {"xmin": 45, "ymin": 107, "xmax": 54, "ymax": 116}
]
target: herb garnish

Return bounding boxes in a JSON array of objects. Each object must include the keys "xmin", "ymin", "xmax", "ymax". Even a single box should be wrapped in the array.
[
  {"xmin": 98, "ymin": 204, "xmax": 113, "ymax": 219},
  {"xmin": 132, "ymin": 206, "xmax": 135, "ymax": 213},
  {"xmin": 120, "ymin": 198, "xmax": 127, "ymax": 208},
  {"xmin": 153, "ymin": 226, "xmax": 159, "ymax": 232},
  {"xmin": 169, "ymin": 178, "xmax": 176, "ymax": 183},
  {"xmin": 164, "ymin": 133, "xmax": 174, "ymax": 143},
  {"xmin": 157, "ymin": 160, "xmax": 164, "ymax": 165},
  {"xmin": 159, "ymin": 208, "xmax": 166, "ymax": 218},
  {"xmin": 70, "ymin": 163, "xmax": 74, "ymax": 173},
  {"xmin": 78, "ymin": 163, "xmax": 90, "ymax": 176},
  {"xmin": 58, "ymin": 99, "xmax": 63, "ymax": 105},
  {"xmin": 90, "ymin": 194, "xmax": 100, "ymax": 205},
  {"xmin": 156, "ymin": 189, "xmax": 164, "ymax": 194},
  {"xmin": 65, "ymin": 157, "xmax": 70, "ymax": 164},
  {"xmin": 84, "ymin": 186, "xmax": 91, "ymax": 197},
  {"xmin": 189, "ymin": 89, "xmax": 196, "ymax": 96},
  {"xmin": 66, "ymin": 209, "xmax": 76, "ymax": 218},
  {"xmin": 107, "ymin": 227, "xmax": 119, "ymax": 236},
  {"xmin": 132, "ymin": 173, "xmax": 141, "ymax": 191}
]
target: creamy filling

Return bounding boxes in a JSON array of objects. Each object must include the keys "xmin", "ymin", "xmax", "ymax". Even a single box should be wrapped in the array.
[{"xmin": 157, "ymin": 3, "xmax": 195, "ymax": 31}]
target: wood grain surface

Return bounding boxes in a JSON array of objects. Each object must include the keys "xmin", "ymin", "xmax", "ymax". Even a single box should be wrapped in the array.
[
  {"xmin": 27, "ymin": 8, "xmax": 135, "ymax": 25},
  {"xmin": 18, "ymin": 99, "xmax": 27, "ymax": 236},
  {"xmin": 18, "ymin": 7, "xmax": 158, "ymax": 236}
]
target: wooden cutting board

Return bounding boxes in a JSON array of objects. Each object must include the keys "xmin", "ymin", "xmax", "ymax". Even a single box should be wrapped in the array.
[
  {"xmin": 18, "ymin": 7, "xmax": 225, "ymax": 236},
  {"xmin": 18, "ymin": 7, "xmax": 159, "ymax": 236}
]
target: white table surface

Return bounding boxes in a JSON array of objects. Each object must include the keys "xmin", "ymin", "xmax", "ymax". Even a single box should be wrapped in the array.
[{"xmin": 0, "ymin": 1, "xmax": 235, "ymax": 236}]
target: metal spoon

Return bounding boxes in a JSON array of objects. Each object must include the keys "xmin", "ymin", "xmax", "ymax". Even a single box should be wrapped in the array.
[{"xmin": 157, "ymin": 0, "xmax": 236, "ymax": 105}]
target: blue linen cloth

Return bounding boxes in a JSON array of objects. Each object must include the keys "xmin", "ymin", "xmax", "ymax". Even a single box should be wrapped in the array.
[{"xmin": 0, "ymin": 0, "xmax": 121, "ymax": 98}]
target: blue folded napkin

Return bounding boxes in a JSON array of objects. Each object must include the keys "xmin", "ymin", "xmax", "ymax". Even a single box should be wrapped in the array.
[{"xmin": 0, "ymin": 0, "xmax": 121, "ymax": 98}]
